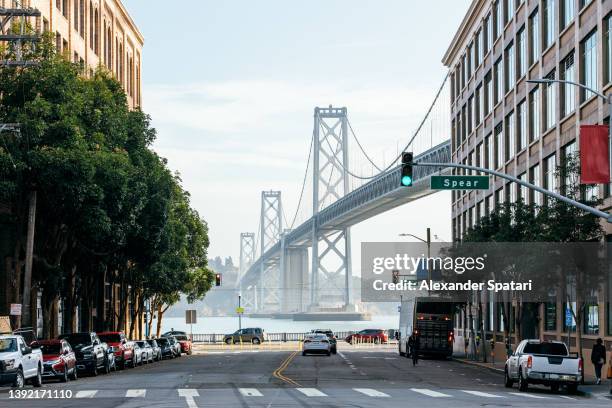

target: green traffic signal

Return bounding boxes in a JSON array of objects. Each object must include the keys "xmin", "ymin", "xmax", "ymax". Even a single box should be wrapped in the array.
[
  {"xmin": 401, "ymin": 175, "xmax": 413, "ymax": 186},
  {"xmin": 400, "ymin": 152, "xmax": 414, "ymax": 187}
]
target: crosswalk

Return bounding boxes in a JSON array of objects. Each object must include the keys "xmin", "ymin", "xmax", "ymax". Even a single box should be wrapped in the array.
[{"xmin": 23, "ymin": 387, "xmax": 581, "ymax": 402}]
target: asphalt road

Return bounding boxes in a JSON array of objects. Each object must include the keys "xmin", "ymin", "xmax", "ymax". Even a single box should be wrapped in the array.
[{"xmin": 0, "ymin": 348, "xmax": 610, "ymax": 407}]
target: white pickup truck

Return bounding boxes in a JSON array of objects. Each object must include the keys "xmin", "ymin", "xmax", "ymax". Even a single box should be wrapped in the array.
[
  {"xmin": 504, "ymin": 339, "xmax": 582, "ymax": 393},
  {"xmin": 0, "ymin": 335, "xmax": 43, "ymax": 388}
]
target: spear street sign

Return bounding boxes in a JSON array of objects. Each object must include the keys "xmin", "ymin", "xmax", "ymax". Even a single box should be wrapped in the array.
[{"xmin": 430, "ymin": 175, "xmax": 490, "ymax": 190}]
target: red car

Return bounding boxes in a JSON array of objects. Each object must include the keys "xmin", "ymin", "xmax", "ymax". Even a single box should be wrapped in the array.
[
  {"xmin": 97, "ymin": 331, "xmax": 135, "ymax": 369},
  {"xmin": 345, "ymin": 329, "xmax": 388, "ymax": 344},
  {"xmin": 32, "ymin": 339, "xmax": 77, "ymax": 382},
  {"xmin": 174, "ymin": 334, "xmax": 193, "ymax": 355}
]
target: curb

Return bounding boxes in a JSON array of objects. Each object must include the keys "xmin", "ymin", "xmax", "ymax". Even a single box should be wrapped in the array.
[{"xmin": 452, "ymin": 358, "xmax": 504, "ymax": 374}]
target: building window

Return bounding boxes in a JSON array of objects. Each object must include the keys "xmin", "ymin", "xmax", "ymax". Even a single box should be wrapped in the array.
[
  {"xmin": 561, "ymin": 53, "xmax": 575, "ymax": 116},
  {"xmin": 518, "ymin": 172, "xmax": 528, "ymax": 202},
  {"xmin": 462, "ymin": 54, "xmax": 467, "ymax": 88},
  {"xmin": 529, "ymin": 88, "xmax": 540, "ymax": 142},
  {"xmin": 62, "ymin": 0, "xmax": 68, "ymax": 18},
  {"xmin": 55, "ymin": 32, "xmax": 62, "ymax": 52},
  {"xmin": 475, "ymin": 30, "xmax": 482, "ymax": 67},
  {"xmin": 505, "ymin": 0, "xmax": 514, "ymax": 24},
  {"xmin": 494, "ymin": 58, "xmax": 503, "ymax": 104},
  {"xmin": 517, "ymin": 100, "xmax": 527, "ymax": 151},
  {"xmin": 505, "ymin": 42, "xmax": 515, "ymax": 93},
  {"xmin": 543, "ymin": 0, "xmax": 555, "ymax": 49},
  {"xmin": 529, "ymin": 9, "xmax": 540, "ymax": 65},
  {"xmin": 485, "ymin": 71, "xmax": 493, "ymax": 114},
  {"xmin": 517, "ymin": 26, "xmax": 526, "ymax": 78},
  {"xmin": 544, "ymin": 70, "xmax": 556, "ymax": 130},
  {"xmin": 494, "ymin": 1, "xmax": 503, "ymax": 40},
  {"xmin": 544, "ymin": 301, "xmax": 557, "ymax": 331},
  {"xmin": 467, "ymin": 96, "xmax": 473, "ymax": 134},
  {"xmin": 505, "ymin": 111, "xmax": 514, "ymax": 162},
  {"xmin": 581, "ymin": 30, "xmax": 598, "ymax": 101},
  {"xmin": 485, "ymin": 13, "xmax": 493, "ymax": 53},
  {"xmin": 495, "ymin": 124, "xmax": 504, "ymax": 169},
  {"xmin": 530, "ymin": 163, "xmax": 542, "ymax": 206},
  {"xmin": 562, "ymin": 141, "xmax": 577, "ymax": 194},
  {"xmin": 475, "ymin": 85, "xmax": 482, "ymax": 126},
  {"xmin": 584, "ymin": 302, "xmax": 599, "ymax": 335},
  {"xmin": 606, "ymin": 15, "xmax": 612, "ymax": 85},
  {"xmin": 467, "ymin": 44, "xmax": 473, "ymax": 78},
  {"xmin": 561, "ymin": 0, "xmax": 574, "ymax": 30},
  {"xmin": 486, "ymin": 134, "xmax": 493, "ymax": 169},
  {"xmin": 544, "ymin": 154, "xmax": 557, "ymax": 197},
  {"xmin": 579, "ymin": 0, "xmax": 592, "ymax": 9},
  {"xmin": 477, "ymin": 142, "xmax": 483, "ymax": 168}
]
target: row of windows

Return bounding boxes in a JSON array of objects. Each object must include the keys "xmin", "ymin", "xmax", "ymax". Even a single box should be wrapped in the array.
[{"xmin": 452, "ymin": 0, "xmax": 595, "ymax": 103}]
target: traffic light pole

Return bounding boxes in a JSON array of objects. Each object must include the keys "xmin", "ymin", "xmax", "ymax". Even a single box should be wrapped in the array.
[{"xmin": 413, "ymin": 162, "xmax": 612, "ymax": 223}]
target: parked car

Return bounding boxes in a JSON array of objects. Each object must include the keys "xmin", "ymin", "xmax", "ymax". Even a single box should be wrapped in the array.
[
  {"xmin": 136, "ymin": 341, "xmax": 154, "ymax": 364},
  {"xmin": 146, "ymin": 339, "xmax": 162, "ymax": 361},
  {"xmin": 504, "ymin": 340, "xmax": 582, "ymax": 393},
  {"xmin": 311, "ymin": 329, "xmax": 337, "ymax": 354},
  {"xmin": 32, "ymin": 339, "xmax": 77, "ymax": 382},
  {"xmin": 223, "ymin": 328, "xmax": 266, "ymax": 345},
  {"xmin": 162, "ymin": 330, "xmax": 187, "ymax": 337},
  {"xmin": 97, "ymin": 331, "xmax": 135, "ymax": 369},
  {"xmin": 0, "ymin": 335, "xmax": 43, "ymax": 388},
  {"xmin": 302, "ymin": 334, "xmax": 332, "ymax": 356},
  {"xmin": 173, "ymin": 334, "xmax": 193, "ymax": 355},
  {"xmin": 131, "ymin": 342, "xmax": 144, "ymax": 365},
  {"xmin": 166, "ymin": 336, "xmax": 181, "ymax": 357},
  {"xmin": 345, "ymin": 329, "xmax": 388, "ymax": 344},
  {"xmin": 156, "ymin": 338, "xmax": 175, "ymax": 359},
  {"xmin": 58, "ymin": 332, "xmax": 108, "ymax": 376}
]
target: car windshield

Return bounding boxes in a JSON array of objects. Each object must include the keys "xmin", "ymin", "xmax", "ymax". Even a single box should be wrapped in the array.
[
  {"xmin": 0, "ymin": 339, "xmax": 17, "ymax": 352},
  {"xmin": 157, "ymin": 339, "xmax": 168, "ymax": 346},
  {"xmin": 136, "ymin": 341, "xmax": 147, "ymax": 347},
  {"xmin": 523, "ymin": 342, "xmax": 568, "ymax": 355},
  {"xmin": 98, "ymin": 334, "xmax": 121, "ymax": 343},
  {"xmin": 175, "ymin": 335, "xmax": 189, "ymax": 341},
  {"xmin": 38, "ymin": 343, "xmax": 61, "ymax": 354},
  {"xmin": 147, "ymin": 340, "xmax": 157, "ymax": 347},
  {"xmin": 61, "ymin": 334, "xmax": 91, "ymax": 348}
]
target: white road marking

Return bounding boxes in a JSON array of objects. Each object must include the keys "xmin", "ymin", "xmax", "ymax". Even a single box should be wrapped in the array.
[
  {"xmin": 410, "ymin": 388, "xmax": 451, "ymax": 398},
  {"xmin": 75, "ymin": 390, "xmax": 98, "ymax": 398},
  {"xmin": 296, "ymin": 388, "xmax": 328, "ymax": 397},
  {"xmin": 461, "ymin": 390, "xmax": 504, "ymax": 398},
  {"xmin": 126, "ymin": 389, "xmax": 146, "ymax": 398},
  {"xmin": 353, "ymin": 388, "xmax": 390, "ymax": 397},
  {"xmin": 239, "ymin": 388, "xmax": 263, "ymax": 397},
  {"xmin": 178, "ymin": 389, "xmax": 199, "ymax": 408},
  {"xmin": 508, "ymin": 392, "xmax": 551, "ymax": 399},
  {"xmin": 558, "ymin": 395, "xmax": 576, "ymax": 400}
]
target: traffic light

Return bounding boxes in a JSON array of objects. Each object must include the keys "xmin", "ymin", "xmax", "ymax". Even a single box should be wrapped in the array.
[
  {"xmin": 215, "ymin": 273, "xmax": 222, "ymax": 286},
  {"xmin": 401, "ymin": 152, "xmax": 414, "ymax": 187}
]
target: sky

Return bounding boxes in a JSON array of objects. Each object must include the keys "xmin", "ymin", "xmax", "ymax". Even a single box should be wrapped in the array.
[{"xmin": 122, "ymin": 0, "xmax": 472, "ymax": 272}]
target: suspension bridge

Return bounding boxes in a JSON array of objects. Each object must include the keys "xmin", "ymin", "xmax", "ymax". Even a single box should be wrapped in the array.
[{"xmin": 237, "ymin": 78, "xmax": 453, "ymax": 317}]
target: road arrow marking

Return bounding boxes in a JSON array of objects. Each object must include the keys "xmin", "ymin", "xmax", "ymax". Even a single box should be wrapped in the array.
[{"xmin": 178, "ymin": 389, "xmax": 199, "ymax": 408}]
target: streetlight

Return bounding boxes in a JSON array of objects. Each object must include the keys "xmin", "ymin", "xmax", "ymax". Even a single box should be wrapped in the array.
[
  {"xmin": 527, "ymin": 78, "xmax": 612, "ymax": 183},
  {"xmin": 399, "ymin": 228, "xmax": 432, "ymax": 289}
]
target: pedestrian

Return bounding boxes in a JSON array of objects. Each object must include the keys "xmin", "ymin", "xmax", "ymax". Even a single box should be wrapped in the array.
[
  {"xmin": 408, "ymin": 333, "xmax": 419, "ymax": 366},
  {"xmin": 591, "ymin": 338, "xmax": 606, "ymax": 385}
]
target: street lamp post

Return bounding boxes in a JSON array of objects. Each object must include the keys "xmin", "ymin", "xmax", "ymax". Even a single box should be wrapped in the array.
[
  {"xmin": 527, "ymin": 78, "xmax": 612, "ymax": 185},
  {"xmin": 399, "ymin": 228, "xmax": 432, "ymax": 291}
]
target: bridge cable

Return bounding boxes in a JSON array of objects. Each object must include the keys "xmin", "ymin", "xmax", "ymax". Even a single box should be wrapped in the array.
[
  {"xmin": 347, "ymin": 118, "xmax": 382, "ymax": 172},
  {"xmin": 288, "ymin": 129, "xmax": 314, "ymax": 230}
]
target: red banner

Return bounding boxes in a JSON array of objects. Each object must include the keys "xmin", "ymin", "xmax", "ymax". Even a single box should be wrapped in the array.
[{"xmin": 580, "ymin": 125, "xmax": 610, "ymax": 184}]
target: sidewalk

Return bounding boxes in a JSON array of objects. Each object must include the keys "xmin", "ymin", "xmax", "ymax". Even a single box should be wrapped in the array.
[{"xmin": 453, "ymin": 357, "xmax": 612, "ymax": 399}]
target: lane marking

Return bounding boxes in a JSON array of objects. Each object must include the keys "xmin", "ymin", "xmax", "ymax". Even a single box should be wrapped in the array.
[
  {"xmin": 126, "ymin": 389, "xmax": 146, "ymax": 398},
  {"xmin": 508, "ymin": 392, "xmax": 551, "ymax": 399},
  {"xmin": 410, "ymin": 388, "xmax": 451, "ymax": 398},
  {"xmin": 296, "ymin": 388, "xmax": 327, "ymax": 397},
  {"xmin": 239, "ymin": 388, "xmax": 263, "ymax": 397},
  {"xmin": 75, "ymin": 390, "xmax": 97, "ymax": 398},
  {"xmin": 272, "ymin": 350, "xmax": 301, "ymax": 386},
  {"xmin": 178, "ymin": 389, "xmax": 199, "ymax": 408},
  {"xmin": 558, "ymin": 395, "xmax": 576, "ymax": 400},
  {"xmin": 461, "ymin": 390, "xmax": 504, "ymax": 398},
  {"xmin": 353, "ymin": 388, "xmax": 389, "ymax": 397}
]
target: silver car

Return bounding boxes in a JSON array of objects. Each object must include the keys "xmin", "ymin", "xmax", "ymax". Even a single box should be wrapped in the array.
[
  {"xmin": 136, "ymin": 341, "xmax": 154, "ymax": 364},
  {"xmin": 146, "ymin": 339, "xmax": 162, "ymax": 361},
  {"xmin": 302, "ymin": 334, "xmax": 332, "ymax": 356}
]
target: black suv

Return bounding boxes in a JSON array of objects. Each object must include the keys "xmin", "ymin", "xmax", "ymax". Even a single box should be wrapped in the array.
[{"xmin": 58, "ymin": 332, "xmax": 109, "ymax": 376}]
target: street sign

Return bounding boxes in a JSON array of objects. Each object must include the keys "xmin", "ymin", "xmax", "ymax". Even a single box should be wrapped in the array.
[
  {"xmin": 236, "ymin": 307, "xmax": 245, "ymax": 314},
  {"xmin": 185, "ymin": 309, "xmax": 197, "ymax": 324},
  {"xmin": 10, "ymin": 303, "xmax": 21, "ymax": 316},
  {"xmin": 431, "ymin": 175, "xmax": 490, "ymax": 190}
]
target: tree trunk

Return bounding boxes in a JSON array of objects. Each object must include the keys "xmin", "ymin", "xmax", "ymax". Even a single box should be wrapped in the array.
[
  {"xmin": 155, "ymin": 303, "xmax": 163, "ymax": 338},
  {"xmin": 21, "ymin": 190, "xmax": 37, "ymax": 329}
]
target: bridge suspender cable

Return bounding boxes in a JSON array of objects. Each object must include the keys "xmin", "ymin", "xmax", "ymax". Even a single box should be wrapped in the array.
[{"xmin": 288, "ymin": 129, "xmax": 314, "ymax": 230}]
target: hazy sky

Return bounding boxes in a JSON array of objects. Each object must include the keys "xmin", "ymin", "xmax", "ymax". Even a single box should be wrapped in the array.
[{"xmin": 123, "ymin": 0, "xmax": 471, "ymax": 270}]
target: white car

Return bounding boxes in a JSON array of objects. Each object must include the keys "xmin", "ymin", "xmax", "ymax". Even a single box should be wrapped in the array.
[
  {"xmin": 504, "ymin": 340, "xmax": 582, "ymax": 393},
  {"xmin": 302, "ymin": 334, "xmax": 332, "ymax": 356},
  {"xmin": 0, "ymin": 335, "xmax": 43, "ymax": 388}
]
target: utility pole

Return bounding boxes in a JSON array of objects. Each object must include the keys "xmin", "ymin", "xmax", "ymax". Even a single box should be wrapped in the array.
[{"xmin": 21, "ymin": 190, "xmax": 36, "ymax": 329}]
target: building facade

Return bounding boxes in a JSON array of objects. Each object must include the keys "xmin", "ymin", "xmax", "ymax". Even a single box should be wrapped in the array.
[
  {"xmin": 2, "ymin": 0, "xmax": 143, "ymax": 109},
  {"xmin": 443, "ymin": 0, "xmax": 612, "ymax": 375}
]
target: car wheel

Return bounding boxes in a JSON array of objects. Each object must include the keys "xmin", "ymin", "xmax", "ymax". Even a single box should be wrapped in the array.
[
  {"xmin": 302, "ymin": 351, "xmax": 306, "ymax": 356},
  {"xmin": 374, "ymin": 338, "xmax": 380, "ymax": 344},
  {"xmin": 91, "ymin": 365, "xmax": 98, "ymax": 377},
  {"xmin": 130, "ymin": 357, "xmax": 136, "ymax": 368},
  {"xmin": 32, "ymin": 366, "xmax": 43, "ymax": 387},
  {"xmin": 252, "ymin": 338, "xmax": 261, "ymax": 345},
  {"xmin": 518, "ymin": 370, "xmax": 528, "ymax": 392},
  {"xmin": 327, "ymin": 351, "xmax": 331, "ymax": 356},
  {"xmin": 332, "ymin": 347, "xmax": 337, "ymax": 355},
  {"xmin": 550, "ymin": 384, "xmax": 559, "ymax": 392},
  {"xmin": 12, "ymin": 368, "xmax": 24, "ymax": 388},
  {"xmin": 60, "ymin": 368, "xmax": 69, "ymax": 383},
  {"xmin": 566, "ymin": 384, "xmax": 578, "ymax": 394},
  {"xmin": 225, "ymin": 338, "xmax": 232, "ymax": 345},
  {"xmin": 70, "ymin": 367, "xmax": 78, "ymax": 381},
  {"xmin": 504, "ymin": 367, "xmax": 513, "ymax": 388},
  {"xmin": 104, "ymin": 360, "xmax": 111, "ymax": 374}
]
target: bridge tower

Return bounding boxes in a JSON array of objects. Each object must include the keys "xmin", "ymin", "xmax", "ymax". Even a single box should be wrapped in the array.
[
  {"xmin": 311, "ymin": 106, "xmax": 353, "ymax": 310},
  {"xmin": 259, "ymin": 191, "xmax": 282, "ymax": 312},
  {"xmin": 238, "ymin": 232, "xmax": 255, "ymax": 310}
]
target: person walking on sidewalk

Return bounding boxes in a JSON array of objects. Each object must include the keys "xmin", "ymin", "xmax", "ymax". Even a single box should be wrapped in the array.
[
  {"xmin": 408, "ymin": 333, "xmax": 419, "ymax": 366},
  {"xmin": 591, "ymin": 338, "xmax": 606, "ymax": 385}
]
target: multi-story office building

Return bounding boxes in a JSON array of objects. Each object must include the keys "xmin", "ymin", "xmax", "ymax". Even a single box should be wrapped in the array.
[
  {"xmin": 2, "ymin": 0, "xmax": 143, "ymax": 109},
  {"xmin": 443, "ymin": 0, "xmax": 612, "ymax": 373}
]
